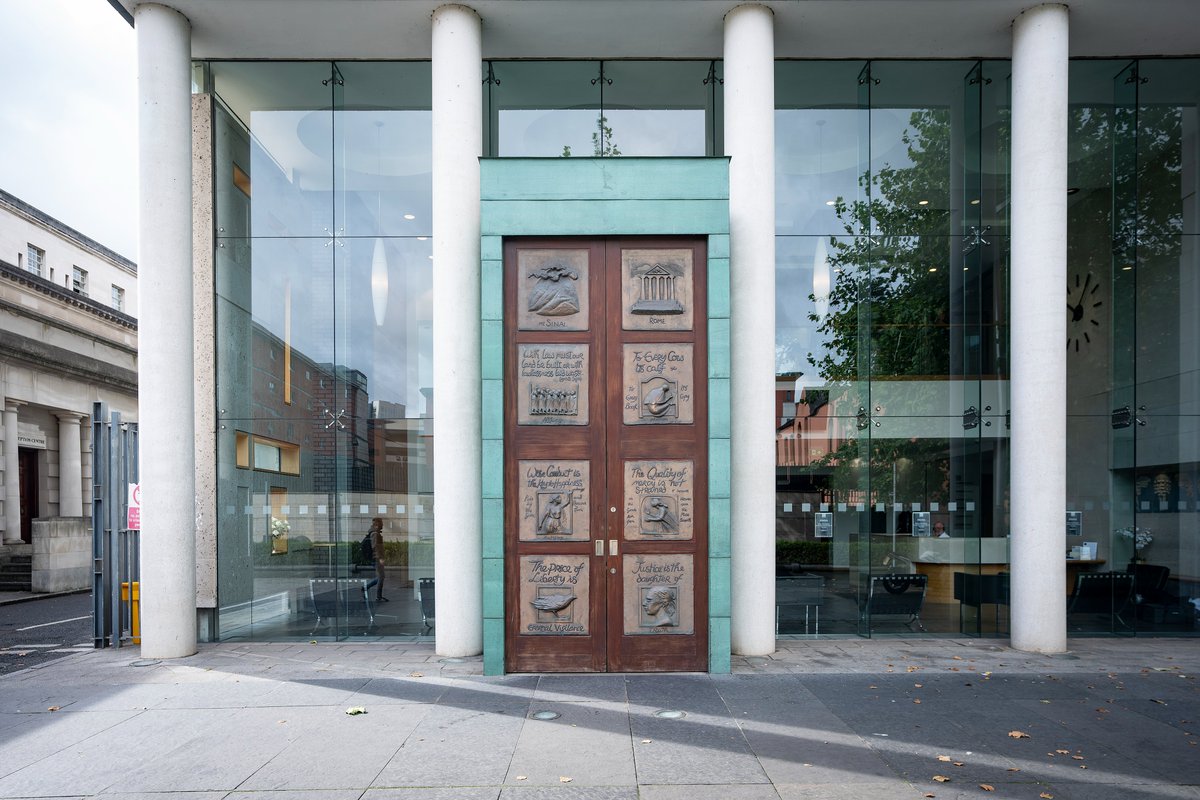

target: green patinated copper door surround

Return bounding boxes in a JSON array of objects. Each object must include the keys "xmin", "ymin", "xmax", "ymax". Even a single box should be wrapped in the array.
[{"xmin": 479, "ymin": 157, "xmax": 730, "ymax": 674}]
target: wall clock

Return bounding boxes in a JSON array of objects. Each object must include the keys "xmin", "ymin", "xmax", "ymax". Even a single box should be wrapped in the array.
[{"xmin": 1067, "ymin": 270, "xmax": 1102, "ymax": 352}]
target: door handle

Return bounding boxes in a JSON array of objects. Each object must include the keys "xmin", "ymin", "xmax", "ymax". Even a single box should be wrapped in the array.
[
  {"xmin": 594, "ymin": 539, "xmax": 605, "ymax": 557},
  {"xmin": 609, "ymin": 539, "xmax": 619, "ymax": 556}
]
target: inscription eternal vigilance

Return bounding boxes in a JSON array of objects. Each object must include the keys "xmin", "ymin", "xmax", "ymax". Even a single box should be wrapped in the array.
[
  {"xmin": 519, "ymin": 555, "xmax": 590, "ymax": 636},
  {"xmin": 518, "ymin": 344, "xmax": 589, "ymax": 426},
  {"xmin": 621, "ymin": 344, "xmax": 694, "ymax": 425},
  {"xmin": 518, "ymin": 460, "xmax": 590, "ymax": 542},
  {"xmin": 624, "ymin": 460, "xmax": 694, "ymax": 541}
]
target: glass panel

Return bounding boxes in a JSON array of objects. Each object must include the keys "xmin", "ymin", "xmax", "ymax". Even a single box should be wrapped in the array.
[
  {"xmin": 490, "ymin": 61, "xmax": 601, "ymax": 157},
  {"xmin": 337, "ymin": 62, "xmax": 432, "ymax": 239},
  {"xmin": 211, "ymin": 62, "xmax": 338, "ymax": 239},
  {"xmin": 212, "ymin": 60, "xmax": 434, "ymax": 641},
  {"xmin": 601, "ymin": 61, "xmax": 710, "ymax": 156}
]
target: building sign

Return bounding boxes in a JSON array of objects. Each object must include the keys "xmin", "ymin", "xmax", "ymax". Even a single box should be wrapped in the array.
[
  {"xmin": 127, "ymin": 483, "xmax": 142, "ymax": 531},
  {"xmin": 16, "ymin": 426, "xmax": 46, "ymax": 449}
]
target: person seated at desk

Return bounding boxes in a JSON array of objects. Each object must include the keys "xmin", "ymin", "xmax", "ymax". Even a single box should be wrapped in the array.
[{"xmin": 933, "ymin": 521, "xmax": 950, "ymax": 538}]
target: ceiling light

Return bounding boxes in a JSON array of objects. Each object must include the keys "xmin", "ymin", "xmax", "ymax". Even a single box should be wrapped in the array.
[
  {"xmin": 928, "ymin": 267, "xmax": 938, "ymax": 273},
  {"xmin": 918, "ymin": 200, "xmax": 929, "ymax": 206},
  {"xmin": 416, "ymin": 236, "xmax": 428, "ymax": 241},
  {"xmin": 970, "ymin": 199, "xmax": 980, "ymax": 205},
  {"xmin": 403, "ymin": 213, "xmax": 416, "ymax": 220}
]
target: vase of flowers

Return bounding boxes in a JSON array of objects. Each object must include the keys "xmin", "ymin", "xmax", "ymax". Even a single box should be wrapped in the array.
[
  {"xmin": 270, "ymin": 516, "xmax": 290, "ymax": 555},
  {"xmin": 1116, "ymin": 525, "xmax": 1152, "ymax": 564}
]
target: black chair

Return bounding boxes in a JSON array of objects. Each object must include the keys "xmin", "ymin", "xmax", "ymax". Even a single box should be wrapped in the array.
[
  {"xmin": 308, "ymin": 578, "xmax": 375, "ymax": 634},
  {"xmin": 863, "ymin": 573, "xmax": 927, "ymax": 631},
  {"xmin": 776, "ymin": 574, "xmax": 825, "ymax": 635},
  {"xmin": 418, "ymin": 577, "xmax": 435, "ymax": 633},
  {"xmin": 1068, "ymin": 571, "xmax": 1134, "ymax": 628},
  {"xmin": 954, "ymin": 571, "xmax": 1010, "ymax": 633}
]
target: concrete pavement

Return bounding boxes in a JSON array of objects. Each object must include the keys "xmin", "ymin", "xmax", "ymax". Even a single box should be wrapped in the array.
[{"xmin": 0, "ymin": 637, "xmax": 1197, "ymax": 799}]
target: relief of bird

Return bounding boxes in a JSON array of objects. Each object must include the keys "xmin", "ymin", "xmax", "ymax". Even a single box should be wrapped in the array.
[{"xmin": 531, "ymin": 593, "xmax": 577, "ymax": 620}]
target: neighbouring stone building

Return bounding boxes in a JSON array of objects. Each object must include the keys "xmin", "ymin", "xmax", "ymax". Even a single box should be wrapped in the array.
[{"xmin": 0, "ymin": 188, "xmax": 137, "ymax": 593}]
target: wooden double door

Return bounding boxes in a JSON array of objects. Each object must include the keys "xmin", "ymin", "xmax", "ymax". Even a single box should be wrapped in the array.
[{"xmin": 504, "ymin": 237, "xmax": 708, "ymax": 672}]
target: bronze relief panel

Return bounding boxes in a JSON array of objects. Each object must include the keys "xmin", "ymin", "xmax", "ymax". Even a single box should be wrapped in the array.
[
  {"xmin": 517, "ymin": 249, "xmax": 590, "ymax": 332},
  {"xmin": 622, "ymin": 554, "xmax": 694, "ymax": 635},
  {"xmin": 519, "ymin": 554, "xmax": 590, "ymax": 636},
  {"xmin": 517, "ymin": 343, "xmax": 589, "ymax": 425},
  {"xmin": 621, "ymin": 248, "xmax": 693, "ymax": 332},
  {"xmin": 621, "ymin": 344, "xmax": 694, "ymax": 425},
  {"xmin": 518, "ymin": 460, "xmax": 590, "ymax": 542},
  {"xmin": 623, "ymin": 460, "xmax": 694, "ymax": 541}
]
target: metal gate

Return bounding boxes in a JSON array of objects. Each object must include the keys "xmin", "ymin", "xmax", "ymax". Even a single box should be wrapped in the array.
[{"xmin": 91, "ymin": 402, "xmax": 139, "ymax": 648}]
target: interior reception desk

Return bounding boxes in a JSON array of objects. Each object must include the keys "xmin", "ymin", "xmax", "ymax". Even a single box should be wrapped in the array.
[{"xmin": 906, "ymin": 538, "xmax": 1105, "ymax": 602}]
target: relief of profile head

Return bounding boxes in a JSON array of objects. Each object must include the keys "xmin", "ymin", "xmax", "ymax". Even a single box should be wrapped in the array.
[
  {"xmin": 641, "ymin": 584, "xmax": 678, "ymax": 627},
  {"xmin": 527, "ymin": 264, "xmax": 581, "ymax": 316}
]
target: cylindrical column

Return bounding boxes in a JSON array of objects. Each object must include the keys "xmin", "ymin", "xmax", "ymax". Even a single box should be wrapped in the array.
[
  {"xmin": 432, "ymin": 4, "xmax": 483, "ymax": 657},
  {"xmin": 56, "ymin": 414, "xmax": 84, "ymax": 517},
  {"xmin": 3, "ymin": 402, "xmax": 21, "ymax": 544},
  {"xmin": 136, "ymin": 3, "xmax": 196, "ymax": 659},
  {"xmin": 1010, "ymin": 3, "xmax": 1068, "ymax": 653},
  {"xmin": 725, "ymin": 3, "xmax": 776, "ymax": 656}
]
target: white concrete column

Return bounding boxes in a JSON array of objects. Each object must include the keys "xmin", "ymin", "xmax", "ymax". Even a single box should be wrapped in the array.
[
  {"xmin": 3, "ymin": 402, "xmax": 21, "ymax": 544},
  {"xmin": 1010, "ymin": 3, "xmax": 1069, "ymax": 653},
  {"xmin": 725, "ymin": 3, "xmax": 776, "ymax": 656},
  {"xmin": 56, "ymin": 414, "xmax": 84, "ymax": 518},
  {"xmin": 135, "ymin": 2, "xmax": 196, "ymax": 659},
  {"xmin": 432, "ymin": 3, "xmax": 483, "ymax": 657}
]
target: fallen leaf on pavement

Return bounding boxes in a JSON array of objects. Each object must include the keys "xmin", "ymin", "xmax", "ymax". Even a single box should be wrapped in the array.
[
  {"xmin": 345, "ymin": 706, "xmax": 367, "ymax": 715},
  {"xmin": 1007, "ymin": 768, "xmax": 1020, "ymax": 772},
  {"xmin": 47, "ymin": 706, "xmax": 60, "ymax": 712},
  {"xmin": 516, "ymin": 776, "xmax": 527, "ymax": 781},
  {"xmin": 642, "ymin": 739, "xmax": 652, "ymax": 744},
  {"xmin": 1040, "ymin": 794, "xmax": 1054, "ymax": 799},
  {"xmin": 1071, "ymin": 755, "xmax": 1084, "ymax": 761},
  {"xmin": 559, "ymin": 776, "xmax": 572, "ymax": 783},
  {"xmin": 1008, "ymin": 731, "xmax": 1031, "ymax": 739},
  {"xmin": 937, "ymin": 755, "xmax": 952, "ymax": 762},
  {"xmin": 409, "ymin": 672, "xmax": 424, "ymax": 678},
  {"xmin": 980, "ymin": 784, "xmax": 995, "ymax": 792},
  {"xmin": 953, "ymin": 762, "xmax": 964, "ymax": 767},
  {"xmin": 914, "ymin": 699, "xmax": 922, "ymax": 704},
  {"xmin": 933, "ymin": 775, "xmax": 950, "ymax": 783},
  {"xmin": 1055, "ymin": 749, "xmax": 1070, "ymax": 754}
]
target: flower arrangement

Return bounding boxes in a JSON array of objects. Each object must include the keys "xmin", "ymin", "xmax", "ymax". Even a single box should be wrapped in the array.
[
  {"xmin": 1116, "ymin": 525, "xmax": 1153, "ymax": 552},
  {"xmin": 270, "ymin": 516, "xmax": 291, "ymax": 539}
]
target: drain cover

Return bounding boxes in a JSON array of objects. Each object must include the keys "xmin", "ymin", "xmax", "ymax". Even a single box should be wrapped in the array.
[
  {"xmin": 129, "ymin": 659, "xmax": 161, "ymax": 668},
  {"xmin": 654, "ymin": 709, "xmax": 687, "ymax": 719},
  {"xmin": 531, "ymin": 710, "xmax": 561, "ymax": 720}
]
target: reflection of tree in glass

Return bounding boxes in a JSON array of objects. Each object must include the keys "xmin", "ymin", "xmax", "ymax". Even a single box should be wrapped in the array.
[
  {"xmin": 806, "ymin": 109, "xmax": 957, "ymax": 502},
  {"xmin": 809, "ymin": 109, "xmax": 952, "ymax": 385},
  {"xmin": 561, "ymin": 115, "xmax": 621, "ymax": 158}
]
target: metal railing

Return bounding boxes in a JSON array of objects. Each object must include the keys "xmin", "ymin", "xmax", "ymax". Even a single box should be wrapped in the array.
[{"xmin": 91, "ymin": 402, "xmax": 139, "ymax": 648}]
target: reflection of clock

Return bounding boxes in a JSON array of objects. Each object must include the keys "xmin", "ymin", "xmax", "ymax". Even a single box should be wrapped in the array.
[{"xmin": 1067, "ymin": 271, "xmax": 1102, "ymax": 352}]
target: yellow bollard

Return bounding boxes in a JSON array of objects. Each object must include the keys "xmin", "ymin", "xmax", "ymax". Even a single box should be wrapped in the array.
[{"xmin": 120, "ymin": 581, "xmax": 141, "ymax": 644}]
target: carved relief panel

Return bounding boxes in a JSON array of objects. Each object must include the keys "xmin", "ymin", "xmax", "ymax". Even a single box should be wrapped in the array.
[
  {"xmin": 622, "ymin": 554, "xmax": 694, "ymax": 635},
  {"xmin": 519, "ymin": 555, "xmax": 590, "ymax": 636},
  {"xmin": 517, "ymin": 460, "xmax": 590, "ymax": 542},
  {"xmin": 517, "ymin": 249, "xmax": 590, "ymax": 332},
  {"xmin": 623, "ymin": 460, "xmax": 694, "ymax": 541},
  {"xmin": 621, "ymin": 248, "xmax": 693, "ymax": 332},
  {"xmin": 621, "ymin": 344, "xmax": 694, "ymax": 425},
  {"xmin": 517, "ymin": 343, "xmax": 589, "ymax": 425}
]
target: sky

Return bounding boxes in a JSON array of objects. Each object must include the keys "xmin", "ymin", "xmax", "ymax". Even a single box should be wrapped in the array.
[{"xmin": 0, "ymin": 0, "xmax": 138, "ymax": 260}]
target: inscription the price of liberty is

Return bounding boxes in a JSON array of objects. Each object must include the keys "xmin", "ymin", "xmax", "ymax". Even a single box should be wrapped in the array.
[{"xmin": 519, "ymin": 555, "xmax": 590, "ymax": 635}]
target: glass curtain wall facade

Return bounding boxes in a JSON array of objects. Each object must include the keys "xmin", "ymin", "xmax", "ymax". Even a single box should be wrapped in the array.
[
  {"xmin": 775, "ymin": 61, "xmax": 1012, "ymax": 637},
  {"xmin": 1066, "ymin": 59, "xmax": 1200, "ymax": 635},
  {"xmin": 197, "ymin": 54, "xmax": 1199, "ymax": 643},
  {"xmin": 208, "ymin": 62, "xmax": 435, "ymax": 640}
]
